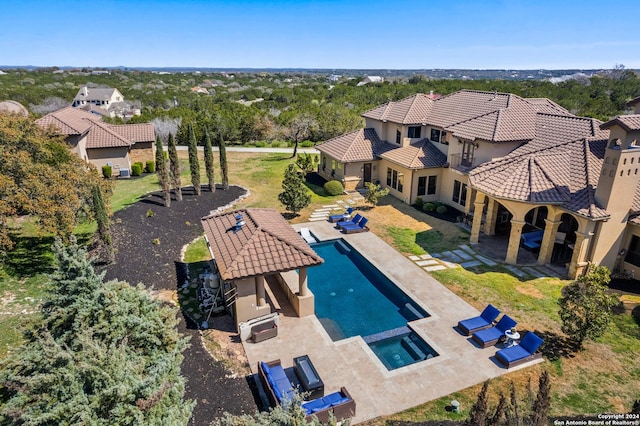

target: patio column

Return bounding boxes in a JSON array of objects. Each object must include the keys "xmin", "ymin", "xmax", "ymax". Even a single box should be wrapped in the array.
[
  {"xmin": 568, "ymin": 231, "xmax": 590, "ymax": 278},
  {"xmin": 255, "ymin": 276, "xmax": 266, "ymax": 307},
  {"xmin": 298, "ymin": 268, "xmax": 309, "ymax": 297},
  {"xmin": 537, "ymin": 219, "xmax": 562, "ymax": 265},
  {"xmin": 483, "ymin": 198, "xmax": 498, "ymax": 236},
  {"xmin": 470, "ymin": 193, "xmax": 486, "ymax": 244},
  {"xmin": 505, "ymin": 219, "xmax": 525, "ymax": 264}
]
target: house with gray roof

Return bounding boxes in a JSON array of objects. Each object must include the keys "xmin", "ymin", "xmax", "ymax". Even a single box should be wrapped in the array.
[
  {"xmin": 316, "ymin": 90, "xmax": 640, "ymax": 281},
  {"xmin": 36, "ymin": 106, "xmax": 155, "ymax": 174}
]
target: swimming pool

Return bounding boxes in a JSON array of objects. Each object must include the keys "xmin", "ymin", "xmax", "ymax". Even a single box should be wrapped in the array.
[{"xmin": 306, "ymin": 239, "xmax": 438, "ymax": 370}]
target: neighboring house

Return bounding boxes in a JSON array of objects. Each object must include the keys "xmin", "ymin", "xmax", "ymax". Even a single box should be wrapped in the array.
[
  {"xmin": 36, "ymin": 106, "xmax": 155, "ymax": 173},
  {"xmin": 316, "ymin": 90, "xmax": 640, "ymax": 281},
  {"xmin": 201, "ymin": 208, "xmax": 323, "ymax": 330},
  {"xmin": 357, "ymin": 76, "xmax": 384, "ymax": 86},
  {"xmin": 71, "ymin": 86, "xmax": 140, "ymax": 119}
]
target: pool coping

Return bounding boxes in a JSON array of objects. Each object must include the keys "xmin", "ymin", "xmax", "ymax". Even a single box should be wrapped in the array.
[{"xmin": 242, "ymin": 220, "xmax": 543, "ymax": 423}]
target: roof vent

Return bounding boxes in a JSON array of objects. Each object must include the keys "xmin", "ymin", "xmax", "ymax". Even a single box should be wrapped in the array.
[{"xmin": 234, "ymin": 213, "xmax": 245, "ymax": 232}]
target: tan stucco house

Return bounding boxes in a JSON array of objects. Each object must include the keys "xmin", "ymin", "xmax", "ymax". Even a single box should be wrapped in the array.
[
  {"xmin": 317, "ymin": 90, "xmax": 640, "ymax": 282},
  {"xmin": 201, "ymin": 208, "xmax": 323, "ymax": 331},
  {"xmin": 36, "ymin": 106, "xmax": 155, "ymax": 173}
]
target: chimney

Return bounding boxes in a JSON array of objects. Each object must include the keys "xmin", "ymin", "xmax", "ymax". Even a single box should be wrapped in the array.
[{"xmin": 82, "ymin": 86, "xmax": 88, "ymax": 97}]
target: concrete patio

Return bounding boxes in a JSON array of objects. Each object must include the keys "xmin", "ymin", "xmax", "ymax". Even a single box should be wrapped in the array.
[{"xmin": 242, "ymin": 220, "xmax": 543, "ymax": 423}]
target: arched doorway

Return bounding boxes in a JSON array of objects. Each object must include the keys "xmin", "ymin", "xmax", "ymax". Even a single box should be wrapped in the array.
[{"xmin": 550, "ymin": 213, "xmax": 579, "ymax": 267}]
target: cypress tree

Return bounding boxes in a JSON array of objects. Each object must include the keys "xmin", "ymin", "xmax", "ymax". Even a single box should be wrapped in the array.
[
  {"xmin": 155, "ymin": 135, "xmax": 171, "ymax": 207},
  {"xmin": 530, "ymin": 371, "xmax": 551, "ymax": 426},
  {"xmin": 278, "ymin": 163, "xmax": 311, "ymax": 215},
  {"xmin": 91, "ymin": 184, "xmax": 113, "ymax": 263},
  {"xmin": 167, "ymin": 132, "xmax": 182, "ymax": 201},
  {"xmin": 466, "ymin": 381, "xmax": 490, "ymax": 426},
  {"xmin": 218, "ymin": 133, "xmax": 229, "ymax": 190},
  {"xmin": 203, "ymin": 126, "xmax": 215, "ymax": 192},
  {"xmin": 187, "ymin": 123, "xmax": 201, "ymax": 196}
]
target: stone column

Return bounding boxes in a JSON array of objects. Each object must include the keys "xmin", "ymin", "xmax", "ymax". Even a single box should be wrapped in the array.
[
  {"xmin": 255, "ymin": 275, "xmax": 266, "ymax": 307},
  {"xmin": 568, "ymin": 231, "xmax": 590, "ymax": 278},
  {"xmin": 470, "ymin": 193, "xmax": 486, "ymax": 244},
  {"xmin": 505, "ymin": 219, "xmax": 525, "ymax": 264},
  {"xmin": 537, "ymin": 219, "xmax": 562, "ymax": 265},
  {"xmin": 298, "ymin": 268, "xmax": 308, "ymax": 297},
  {"xmin": 483, "ymin": 198, "xmax": 498, "ymax": 236}
]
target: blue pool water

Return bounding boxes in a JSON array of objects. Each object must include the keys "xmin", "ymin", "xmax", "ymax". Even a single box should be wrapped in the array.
[{"xmin": 306, "ymin": 239, "xmax": 438, "ymax": 370}]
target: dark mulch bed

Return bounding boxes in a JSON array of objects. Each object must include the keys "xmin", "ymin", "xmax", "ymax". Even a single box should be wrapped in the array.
[{"xmin": 100, "ymin": 185, "xmax": 259, "ymax": 425}]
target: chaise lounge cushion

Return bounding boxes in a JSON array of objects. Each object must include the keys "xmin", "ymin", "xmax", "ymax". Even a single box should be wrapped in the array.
[
  {"xmin": 458, "ymin": 304, "xmax": 500, "ymax": 335},
  {"xmin": 495, "ymin": 332, "xmax": 544, "ymax": 367},
  {"xmin": 472, "ymin": 315, "xmax": 517, "ymax": 348}
]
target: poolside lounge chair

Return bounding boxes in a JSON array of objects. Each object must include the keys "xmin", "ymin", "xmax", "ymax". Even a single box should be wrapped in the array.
[
  {"xmin": 495, "ymin": 331, "xmax": 544, "ymax": 368},
  {"xmin": 457, "ymin": 304, "xmax": 500, "ymax": 336},
  {"xmin": 300, "ymin": 227, "xmax": 317, "ymax": 244},
  {"xmin": 328, "ymin": 207, "xmax": 354, "ymax": 223},
  {"xmin": 471, "ymin": 315, "xmax": 517, "ymax": 348},
  {"xmin": 336, "ymin": 213, "xmax": 362, "ymax": 229},
  {"xmin": 341, "ymin": 217, "xmax": 368, "ymax": 234}
]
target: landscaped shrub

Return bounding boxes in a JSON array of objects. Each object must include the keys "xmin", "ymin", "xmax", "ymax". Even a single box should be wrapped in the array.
[
  {"xmin": 414, "ymin": 197, "xmax": 423, "ymax": 209},
  {"xmin": 101, "ymin": 165, "xmax": 112, "ymax": 179},
  {"xmin": 323, "ymin": 180, "xmax": 344, "ymax": 196},
  {"xmin": 423, "ymin": 202, "xmax": 436, "ymax": 212},
  {"xmin": 300, "ymin": 140, "xmax": 314, "ymax": 147},
  {"xmin": 145, "ymin": 161, "xmax": 155, "ymax": 173},
  {"xmin": 436, "ymin": 205, "xmax": 448, "ymax": 214},
  {"xmin": 131, "ymin": 163, "xmax": 143, "ymax": 176},
  {"xmin": 254, "ymin": 141, "xmax": 266, "ymax": 147}
]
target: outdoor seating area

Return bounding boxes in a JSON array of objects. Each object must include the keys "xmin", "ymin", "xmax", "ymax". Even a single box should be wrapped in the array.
[
  {"xmin": 521, "ymin": 230, "xmax": 544, "ymax": 250},
  {"xmin": 328, "ymin": 207, "xmax": 353, "ymax": 223},
  {"xmin": 495, "ymin": 332, "xmax": 544, "ymax": 368},
  {"xmin": 334, "ymin": 213, "xmax": 369, "ymax": 234},
  {"xmin": 258, "ymin": 358, "xmax": 356, "ymax": 423},
  {"xmin": 471, "ymin": 315, "xmax": 518, "ymax": 348}
]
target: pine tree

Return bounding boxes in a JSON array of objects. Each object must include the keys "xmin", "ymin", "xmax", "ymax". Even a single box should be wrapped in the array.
[
  {"xmin": 218, "ymin": 133, "xmax": 229, "ymax": 190},
  {"xmin": 0, "ymin": 238, "xmax": 194, "ymax": 424},
  {"xmin": 466, "ymin": 381, "xmax": 490, "ymax": 426},
  {"xmin": 508, "ymin": 381, "xmax": 522, "ymax": 426},
  {"xmin": 203, "ymin": 126, "xmax": 215, "ymax": 192},
  {"xmin": 278, "ymin": 163, "xmax": 311, "ymax": 216},
  {"xmin": 91, "ymin": 184, "xmax": 113, "ymax": 263},
  {"xmin": 155, "ymin": 135, "xmax": 171, "ymax": 207},
  {"xmin": 167, "ymin": 132, "xmax": 182, "ymax": 201},
  {"xmin": 530, "ymin": 371, "xmax": 551, "ymax": 426},
  {"xmin": 490, "ymin": 392, "xmax": 508, "ymax": 426},
  {"xmin": 187, "ymin": 123, "xmax": 201, "ymax": 196}
]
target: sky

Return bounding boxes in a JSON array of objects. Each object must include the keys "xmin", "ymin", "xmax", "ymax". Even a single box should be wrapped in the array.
[{"xmin": 1, "ymin": 0, "xmax": 639, "ymax": 70}]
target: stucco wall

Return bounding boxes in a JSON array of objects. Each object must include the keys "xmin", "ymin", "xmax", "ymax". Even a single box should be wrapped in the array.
[{"xmin": 87, "ymin": 147, "xmax": 130, "ymax": 172}]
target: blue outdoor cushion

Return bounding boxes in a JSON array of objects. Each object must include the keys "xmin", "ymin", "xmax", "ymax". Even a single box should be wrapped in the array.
[
  {"xmin": 480, "ymin": 304, "xmax": 500, "ymax": 323},
  {"xmin": 261, "ymin": 362, "xmax": 270, "ymax": 375},
  {"xmin": 274, "ymin": 377, "xmax": 292, "ymax": 402},
  {"xmin": 331, "ymin": 397, "xmax": 351, "ymax": 407},
  {"xmin": 473, "ymin": 326, "xmax": 504, "ymax": 344},
  {"xmin": 269, "ymin": 365, "xmax": 288, "ymax": 382},
  {"xmin": 321, "ymin": 392, "xmax": 343, "ymax": 406},
  {"xmin": 495, "ymin": 315, "xmax": 517, "ymax": 333},
  {"xmin": 519, "ymin": 332, "xmax": 544, "ymax": 354},
  {"xmin": 302, "ymin": 398, "xmax": 330, "ymax": 415},
  {"xmin": 458, "ymin": 316, "xmax": 491, "ymax": 332},
  {"xmin": 496, "ymin": 345, "xmax": 530, "ymax": 364}
]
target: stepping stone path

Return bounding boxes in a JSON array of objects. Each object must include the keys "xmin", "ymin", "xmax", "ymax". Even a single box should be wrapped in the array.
[
  {"xmin": 407, "ymin": 243, "xmax": 559, "ymax": 279},
  {"xmin": 308, "ymin": 198, "xmax": 360, "ymax": 221}
]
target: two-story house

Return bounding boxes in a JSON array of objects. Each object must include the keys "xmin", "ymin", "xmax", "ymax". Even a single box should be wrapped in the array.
[{"xmin": 317, "ymin": 90, "xmax": 640, "ymax": 283}]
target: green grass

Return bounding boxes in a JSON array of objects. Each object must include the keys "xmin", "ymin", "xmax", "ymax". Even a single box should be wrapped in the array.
[
  {"xmin": 110, "ymin": 173, "xmax": 160, "ymax": 212},
  {"xmin": 183, "ymin": 236, "xmax": 211, "ymax": 263}
]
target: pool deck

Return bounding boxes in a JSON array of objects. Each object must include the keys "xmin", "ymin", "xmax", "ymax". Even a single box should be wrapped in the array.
[{"xmin": 242, "ymin": 220, "xmax": 543, "ymax": 423}]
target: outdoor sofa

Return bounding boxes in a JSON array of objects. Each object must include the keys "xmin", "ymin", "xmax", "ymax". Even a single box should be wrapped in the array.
[
  {"xmin": 457, "ymin": 304, "xmax": 501, "ymax": 336},
  {"xmin": 258, "ymin": 359, "xmax": 356, "ymax": 423},
  {"xmin": 495, "ymin": 331, "xmax": 544, "ymax": 368},
  {"xmin": 471, "ymin": 315, "xmax": 517, "ymax": 348}
]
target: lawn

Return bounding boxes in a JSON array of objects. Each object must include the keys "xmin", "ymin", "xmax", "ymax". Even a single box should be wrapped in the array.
[{"xmin": 2, "ymin": 150, "xmax": 639, "ymax": 422}]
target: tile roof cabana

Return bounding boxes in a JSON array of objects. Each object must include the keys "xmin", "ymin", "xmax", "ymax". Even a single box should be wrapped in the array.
[{"xmin": 201, "ymin": 208, "xmax": 323, "ymax": 329}]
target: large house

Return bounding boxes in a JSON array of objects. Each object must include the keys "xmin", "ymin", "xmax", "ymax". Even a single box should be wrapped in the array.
[
  {"xmin": 317, "ymin": 90, "xmax": 640, "ymax": 281},
  {"xmin": 36, "ymin": 106, "xmax": 155, "ymax": 173},
  {"xmin": 71, "ymin": 86, "xmax": 140, "ymax": 119}
]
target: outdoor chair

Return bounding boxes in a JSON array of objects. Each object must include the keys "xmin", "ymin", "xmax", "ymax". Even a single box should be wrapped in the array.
[
  {"xmin": 336, "ymin": 213, "xmax": 362, "ymax": 229},
  {"xmin": 471, "ymin": 315, "xmax": 517, "ymax": 348},
  {"xmin": 341, "ymin": 217, "xmax": 368, "ymax": 234},
  {"xmin": 457, "ymin": 304, "xmax": 500, "ymax": 336},
  {"xmin": 328, "ymin": 207, "xmax": 354, "ymax": 223},
  {"xmin": 495, "ymin": 331, "xmax": 544, "ymax": 368},
  {"xmin": 300, "ymin": 227, "xmax": 317, "ymax": 244}
]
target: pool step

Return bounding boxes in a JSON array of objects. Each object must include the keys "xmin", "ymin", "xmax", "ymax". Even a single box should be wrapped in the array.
[
  {"xmin": 401, "ymin": 336, "xmax": 427, "ymax": 361},
  {"xmin": 362, "ymin": 326, "xmax": 410, "ymax": 344},
  {"xmin": 335, "ymin": 239, "xmax": 352, "ymax": 255},
  {"xmin": 400, "ymin": 302, "xmax": 425, "ymax": 320}
]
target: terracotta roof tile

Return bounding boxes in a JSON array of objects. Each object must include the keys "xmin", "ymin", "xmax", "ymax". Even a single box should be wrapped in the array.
[
  {"xmin": 35, "ymin": 106, "xmax": 100, "ymax": 135},
  {"xmin": 86, "ymin": 121, "xmax": 132, "ymax": 148},
  {"xmin": 362, "ymin": 94, "xmax": 435, "ymax": 124},
  {"xmin": 110, "ymin": 123, "xmax": 155, "ymax": 143},
  {"xmin": 379, "ymin": 139, "xmax": 448, "ymax": 169},
  {"xmin": 600, "ymin": 114, "xmax": 640, "ymax": 132},
  {"xmin": 316, "ymin": 128, "xmax": 395, "ymax": 162},
  {"xmin": 201, "ymin": 208, "xmax": 323, "ymax": 281}
]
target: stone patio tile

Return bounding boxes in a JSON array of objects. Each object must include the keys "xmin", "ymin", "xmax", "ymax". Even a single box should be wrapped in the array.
[
  {"xmin": 322, "ymin": 204, "xmax": 339, "ymax": 208},
  {"xmin": 309, "ymin": 217, "xmax": 328, "ymax": 222},
  {"xmin": 504, "ymin": 264, "xmax": 527, "ymax": 277},
  {"xmin": 461, "ymin": 260, "xmax": 482, "ymax": 268},
  {"xmin": 424, "ymin": 265, "xmax": 447, "ymax": 271},
  {"xmin": 346, "ymin": 199, "xmax": 356, "ymax": 204},
  {"xmin": 440, "ymin": 251, "xmax": 462, "ymax": 262},
  {"xmin": 419, "ymin": 254, "xmax": 433, "ymax": 259},
  {"xmin": 459, "ymin": 244, "xmax": 476, "ymax": 254},
  {"xmin": 522, "ymin": 266, "xmax": 546, "ymax": 278},
  {"xmin": 408, "ymin": 255, "xmax": 421, "ymax": 261},
  {"xmin": 453, "ymin": 249, "xmax": 473, "ymax": 260},
  {"xmin": 416, "ymin": 259, "xmax": 439, "ymax": 266},
  {"xmin": 441, "ymin": 261, "xmax": 460, "ymax": 268},
  {"xmin": 475, "ymin": 255, "xmax": 497, "ymax": 266}
]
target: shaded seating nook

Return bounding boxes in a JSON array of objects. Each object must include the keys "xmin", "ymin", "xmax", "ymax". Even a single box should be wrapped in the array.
[
  {"xmin": 495, "ymin": 331, "xmax": 544, "ymax": 368},
  {"xmin": 472, "ymin": 315, "xmax": 517, "ymax": 348},
  {"xmin": 457, "ymin": 304, "xmax": 500, "ymax": 336}
]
